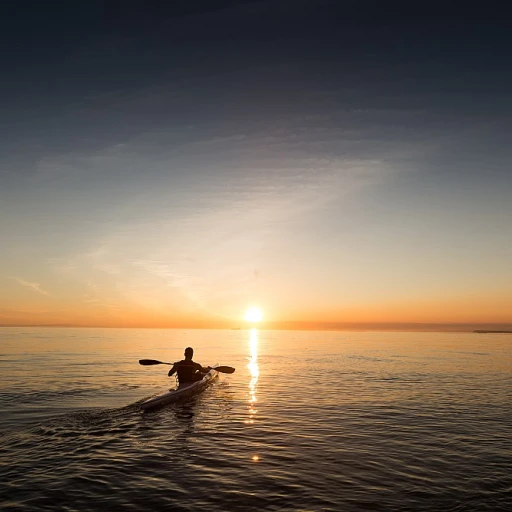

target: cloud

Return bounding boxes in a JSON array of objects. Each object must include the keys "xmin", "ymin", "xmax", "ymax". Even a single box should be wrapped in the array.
[{"xmin": 9, "ymin": 277, "xmax": 51, "ymax": 296}]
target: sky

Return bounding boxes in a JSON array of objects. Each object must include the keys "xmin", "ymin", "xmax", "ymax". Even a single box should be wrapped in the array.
[{"xmin": 1, "ymin": 1, "xmax": 512, "ymax": 330}]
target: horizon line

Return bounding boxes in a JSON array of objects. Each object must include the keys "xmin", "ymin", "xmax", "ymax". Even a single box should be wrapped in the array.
[{"xmin": 1, "ymin": 321, "xmax": 512, "ymax": 333}]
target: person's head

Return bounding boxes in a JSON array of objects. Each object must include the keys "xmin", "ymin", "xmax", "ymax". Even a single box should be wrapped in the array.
[{"xmin": 184, "ymin": 347, "xmax": 194, "ymax": 360}]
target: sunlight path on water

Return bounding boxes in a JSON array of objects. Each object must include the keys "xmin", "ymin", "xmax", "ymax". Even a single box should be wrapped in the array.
[{"xmin": 245, "ymin": 328, "xmax": 259, "ymax": 428}]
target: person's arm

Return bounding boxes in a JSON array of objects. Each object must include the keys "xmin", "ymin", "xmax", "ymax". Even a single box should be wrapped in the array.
[
  {"xmin": 196, "ymin": 362, "xmax": 211, "ymax": 373},
  {"xmin": 168, "ymin": 363, "xmax": 178, "ymax": 377}
]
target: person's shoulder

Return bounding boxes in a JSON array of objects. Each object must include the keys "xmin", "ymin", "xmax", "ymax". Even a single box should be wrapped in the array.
[{"xmin": 193, "ymin": 361, "xmax": 202, "ymax": 369}]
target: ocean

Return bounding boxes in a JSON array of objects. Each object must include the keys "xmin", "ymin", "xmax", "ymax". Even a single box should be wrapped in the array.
[{"xmin": 0, "ymin": 328, "xmax": 511, "ymax": 511}]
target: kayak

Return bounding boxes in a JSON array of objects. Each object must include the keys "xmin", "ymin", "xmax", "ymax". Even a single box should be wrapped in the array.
[{"xmin": 140, "ymin": 365, "xmax": 219, "ymax": 411}]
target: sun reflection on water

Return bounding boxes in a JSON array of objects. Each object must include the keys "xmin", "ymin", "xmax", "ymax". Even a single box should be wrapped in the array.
[{"xmin": 246, "ymin": 328, "xmax": 259, "ymax": 426}]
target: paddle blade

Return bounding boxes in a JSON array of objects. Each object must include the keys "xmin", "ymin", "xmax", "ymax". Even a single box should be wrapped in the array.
[
  {"xmin": 214, "ymin": 365, "xmax": 235, "ymax": 374},
  {"xmin": 139, "ymin": 359, "xmax": 168, "ymax": 366}
]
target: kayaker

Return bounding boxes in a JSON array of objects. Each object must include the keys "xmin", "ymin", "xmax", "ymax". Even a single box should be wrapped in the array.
[{"xmin": 168, "ymin": 347, "xmax": 211, "ymax": 384}]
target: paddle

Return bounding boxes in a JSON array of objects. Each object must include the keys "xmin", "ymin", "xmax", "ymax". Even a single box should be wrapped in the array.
[{"xmin": 138, "ymin": 359, "xmax": 235, "ymax": 374}]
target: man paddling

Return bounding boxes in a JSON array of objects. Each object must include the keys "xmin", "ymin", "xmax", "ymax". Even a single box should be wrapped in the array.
[{"xmin": 168, "ymin": 347, "xmax": 211, "ymax": 384}]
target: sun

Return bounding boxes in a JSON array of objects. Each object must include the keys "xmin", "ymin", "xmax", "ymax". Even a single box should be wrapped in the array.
[{"xmin": 244, "ymin": 306, "xmax": 263, "ymax": 323}]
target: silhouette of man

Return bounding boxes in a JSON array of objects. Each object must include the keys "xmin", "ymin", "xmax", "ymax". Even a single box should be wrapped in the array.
[{"xmin": 168, "ymin": 347, "xmax": 211, "ymax": 384}]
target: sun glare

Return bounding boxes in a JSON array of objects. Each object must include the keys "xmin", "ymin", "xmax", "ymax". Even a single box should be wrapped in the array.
[{"xmin": 244, "ymin": 307, "xmax": 263, "ymax": 323}]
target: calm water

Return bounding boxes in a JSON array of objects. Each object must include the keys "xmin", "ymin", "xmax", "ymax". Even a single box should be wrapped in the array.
[{"xmin": 0, "ymin": 328, "xmax": 511, "ymax": 511}]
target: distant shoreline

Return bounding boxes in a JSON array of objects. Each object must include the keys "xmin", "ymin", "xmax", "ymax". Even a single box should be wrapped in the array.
[{"xmin": 473, "ymin": 330, "xmax": 512, "ymax": 334}]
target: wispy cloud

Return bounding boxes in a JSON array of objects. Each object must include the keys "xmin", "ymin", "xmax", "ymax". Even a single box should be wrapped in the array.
[{"xmin": 9, "ymin": 277, "xmax": 51, "ymax": 296}]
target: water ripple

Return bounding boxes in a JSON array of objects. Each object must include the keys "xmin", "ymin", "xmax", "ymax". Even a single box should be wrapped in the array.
[{"xmin": 1, "ymin": 329, "xmax": 511, "ymax": 511}]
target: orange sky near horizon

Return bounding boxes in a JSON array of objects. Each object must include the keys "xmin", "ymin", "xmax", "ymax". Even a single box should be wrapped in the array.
[{"xmin": 3, "ymin": 278, "xmax": 512, "ymax": 329}]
